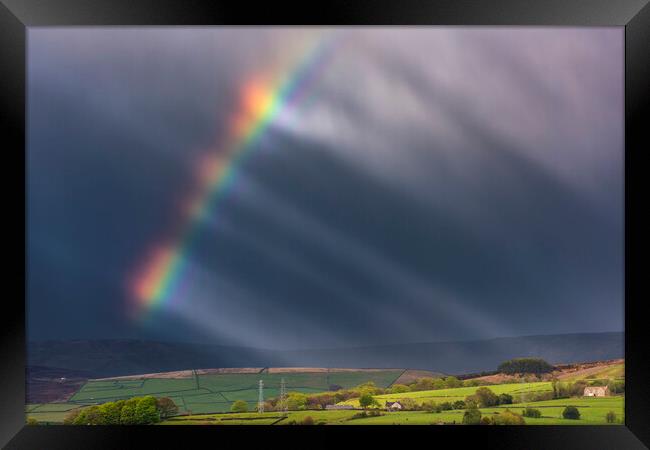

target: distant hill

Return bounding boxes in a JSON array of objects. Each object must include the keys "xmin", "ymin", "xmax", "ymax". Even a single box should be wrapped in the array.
[{"xmin": 28, "ymin": 332, "xmax": 623, "ymax": 379}]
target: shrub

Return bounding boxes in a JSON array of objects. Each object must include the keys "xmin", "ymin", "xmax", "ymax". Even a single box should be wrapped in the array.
[
  {"xmin": 493, "ymin": 410, "xmax": 525, "ymax": 425},
  {"xmin": 498, "ymin": 358, "xmax": 554, "ymax": 375},
  {"xmin": 498, "ymin": 393, "xmax": 513, "ymax": 405},
  {"xmin": 608, "ymin": 380, "xmax": 625, "ymax": 394},
  {"xmin": 562, "ymin": 406, "xmax": 580, "ymax": 420},
  {"xmin": 606, "ymin": 411, "xmax": 617, "ymax": 424},
  {"xmin": 421, "ymin": 401, "xmax": 437, "ymax": 412},
  {"xmin": 63, "ymin": 409, "xmax": 81, "ymax": 425},
  {"xmin": 480, "ymin": 416, "xmax": 493, "ymax": 425},
  {"xmin": 398, "ymin": 398, "xmax": 418, "ymax": 411},
  {"xmin": 453, "ymin": 400, "xmax": 466, "ymax": 410},
  {"xmin": 522, "ymin": 407, "xmax": 542, "ymax": 418},
  {"xmin": 439, "ymin": 402, "xmax": 453, "ymax": 411},
  {"xmin": 231, "ymin": 400, "xmax": 249, "ymax": 413},
  {"xmin": 462, "ymin": 405, "xmax": 482, "ymax": 425},
  {"xmin": 301, "ymin": 416, "xmax": 314, "ymax": 425},
  {"xmin": 26, "ymin": 417, "xmax": 39, "ymax": 425}
]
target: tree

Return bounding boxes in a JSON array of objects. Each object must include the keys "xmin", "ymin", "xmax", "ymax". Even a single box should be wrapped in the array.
[
  {"xmin": 156, "ymin": 397, "xmax": 179, "ymax": 419},
  {"xmin": 444, "ymin": 376, "xmax": 462, "ymax": 388},
  {"xmin": 606, "ymin": 411, "xmax": 617, "ymax": 424},
  {"xmin": 356, "ymin": 381, "xmax": 380, "ymax": 395},
  {"xmin": 73, "ymin": 405, "xmax": 103, "ymax": 425},
  {"xmin": 522, "ymin": 407, "xmax": 542, "ymax": 418},
  {"xmin": 474, "ymin": 387, "xmax": 499, "ymax": 408},
  {"xmin": 231, "ymin": 400, "xmax": 249, "ymax": 413},
  {"xmin": 99, "ymin": 402, "xmax": 121, "ymax": 425},
  {"xmin": 498, "ymin": 358, "xmax": 554, "ymax": 375},
  {"xmin": 287, "ymin": 392, "xmax": 308, "ymax": 410},
  {"xmin": 462, "ymin": 405, "xmax": 482, "ymax": 425},
  {"xmin": 359, "ymin": 393, "xmax": 378, "ymax": 409},
  {"xmin": 120, "ymin": 399, "xmax": 138, "ymax": 425},
  {"xmin": 135, "ymin": 396, "xmax": 160, "ymax": 424},
  {"xmin": 389, "ymin": 384, "xmax": 411, "ymax": 394},
  {"xmin": 562, "ymin": 406, "xmax": 580, "ymax": 420},
  {"xmin": 410, "ymin": 377, "xmax": 438, "ymax": 391}
]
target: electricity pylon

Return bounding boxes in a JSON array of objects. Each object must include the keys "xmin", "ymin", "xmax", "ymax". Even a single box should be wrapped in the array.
[
  {"xmin": 257, "ymin": 379, "xmax": 264, "ymax": 413},
  {"xmin": 279, "ymin": 377, "xmax": 287, "ymax": 416}
]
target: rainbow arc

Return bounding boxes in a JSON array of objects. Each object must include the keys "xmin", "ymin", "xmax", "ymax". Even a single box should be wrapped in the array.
[{"xmin": 130, "ymin": 32, "xmax": 340, "ymax": 317}]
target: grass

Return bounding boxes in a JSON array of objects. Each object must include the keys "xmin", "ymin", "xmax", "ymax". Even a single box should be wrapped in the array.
[
  {"xmin": 158, "ymin": 396, "xmax": 623, "ymax": 425},
  {"xmin": 561, "ymin": 363, "xmax": 625, "ymax": 382},
  {"xmin": 25, "ymin": 403, "xmax": 91, "ymax": 424},
  {"xmin": 65, "ymin": 370, "xmax": 403, "ymax": 415},
  {"xmin": 340, "ymin": 381, "xmax": 553, "ymax": 407}
]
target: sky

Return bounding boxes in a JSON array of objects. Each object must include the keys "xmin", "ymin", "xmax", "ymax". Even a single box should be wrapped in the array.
[{"xmin": 27, "ymin": 27, "xmax": 624, "ymax": 349}]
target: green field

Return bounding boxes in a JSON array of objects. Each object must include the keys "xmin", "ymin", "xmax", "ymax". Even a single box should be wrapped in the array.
[
  {"xmin": 560, "ymin": 363, "xmax": 625, "ymax": 382},
  {"xmin": 158, "ymin": 396, "xmax": 623, "ymax": 426},
  {"xmin": 27, "ymin": 365, "xmax": 626, "ymax": 425},
  {"xmin": 340, "ymin": 381, "xmax": 553, "ymax": 407},
  {"xmin": 64, "ymin": 370, "xmax": 403, "ymax": 415},
  {"xmin": 25, "ymin": 403, "xmax": 93, "ymax": 424}
]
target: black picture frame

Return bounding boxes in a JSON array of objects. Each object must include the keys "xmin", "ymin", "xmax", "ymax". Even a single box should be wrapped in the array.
[{"xmin": 1, "ymin": 1, "xmax": 648, "ymax": 448}]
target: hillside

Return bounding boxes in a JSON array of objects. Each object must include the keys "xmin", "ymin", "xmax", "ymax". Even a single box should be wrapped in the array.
[{"xmin": 28, "ymin": 332, "xmax": 622, "ymax": 378}]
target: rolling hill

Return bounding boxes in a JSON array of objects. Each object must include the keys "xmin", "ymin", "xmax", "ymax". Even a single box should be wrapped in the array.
[{"xmin": 28, "ymin": 332, "xmax": 622, "ymax": 378}]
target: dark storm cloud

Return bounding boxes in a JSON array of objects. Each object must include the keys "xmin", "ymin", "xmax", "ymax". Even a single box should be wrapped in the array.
[{"xmin": 27, "ymin": 28, "xmax": 623, "ymax": 348}]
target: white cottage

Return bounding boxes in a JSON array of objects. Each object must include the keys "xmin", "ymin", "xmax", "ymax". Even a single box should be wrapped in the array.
[
  {"xmin": 583, "ymin": 386, "xmax": 610, "ymax": 397},
  {"xmin": 385, "ymin": 401, "xmax": 403, "ymax": 411}
]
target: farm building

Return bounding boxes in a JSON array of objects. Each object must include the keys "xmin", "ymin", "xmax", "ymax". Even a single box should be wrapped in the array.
[
  {"xmin": 583, "ymin": 386, "xmax": 610, "ymax": 397},
  {"xmin": 385, "ymin": 401, "xmax": 403, "ymax": 411},
  {"xmin": 325, "ymin": 404, "xmax": 355, "ymax": 410}
]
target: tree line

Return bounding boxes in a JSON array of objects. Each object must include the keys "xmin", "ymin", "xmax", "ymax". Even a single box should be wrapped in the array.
[{"xmin": 63, "ymin": 396, "xmax": 178, "ymax": 425}]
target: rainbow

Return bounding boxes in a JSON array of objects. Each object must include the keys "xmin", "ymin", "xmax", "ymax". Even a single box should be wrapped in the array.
[{"xmin": 129, "ymin": 31, "xmax": 340, "ymax": 318}]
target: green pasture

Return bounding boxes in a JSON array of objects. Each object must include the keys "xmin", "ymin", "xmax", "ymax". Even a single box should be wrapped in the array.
[
  {"xmin": 25, "ymin": 403, "xmax": 90, "ymax": 424},
  {"xmin": 63, "ymin": 370, "xmax": 403, "ymax": 415},
  {"xmin": 159, "ymin": 395, "xmax": 623, "ymax": 426},
  {"xmin": 340, "ymin": 381, "xmax": 553, "ymax": 407},
  {"xmin": 562, "ymin": 363, "xmax": 624, "ymax": 382}
]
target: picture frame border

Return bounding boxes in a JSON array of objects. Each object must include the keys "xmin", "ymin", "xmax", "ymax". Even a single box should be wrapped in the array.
[{"xmin": 1, "ymin": 0, "xmax": 648, "ymax": 447}]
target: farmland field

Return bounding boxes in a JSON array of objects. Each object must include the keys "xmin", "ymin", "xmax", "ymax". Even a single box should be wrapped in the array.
[
  {"xmin": 63, "ymin": 369, "xmax": 404, "ymax": 415},
  {"xmin": 340, "ymin": 381, "xmax": 554, "ymax": 407},
  {"xmin": 158, "ymin": 396, "xmax": 623, "ymax": 426},
  {"xmin": 25, "ymin": 403, "xmax": 93, "ymax": 424}
]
